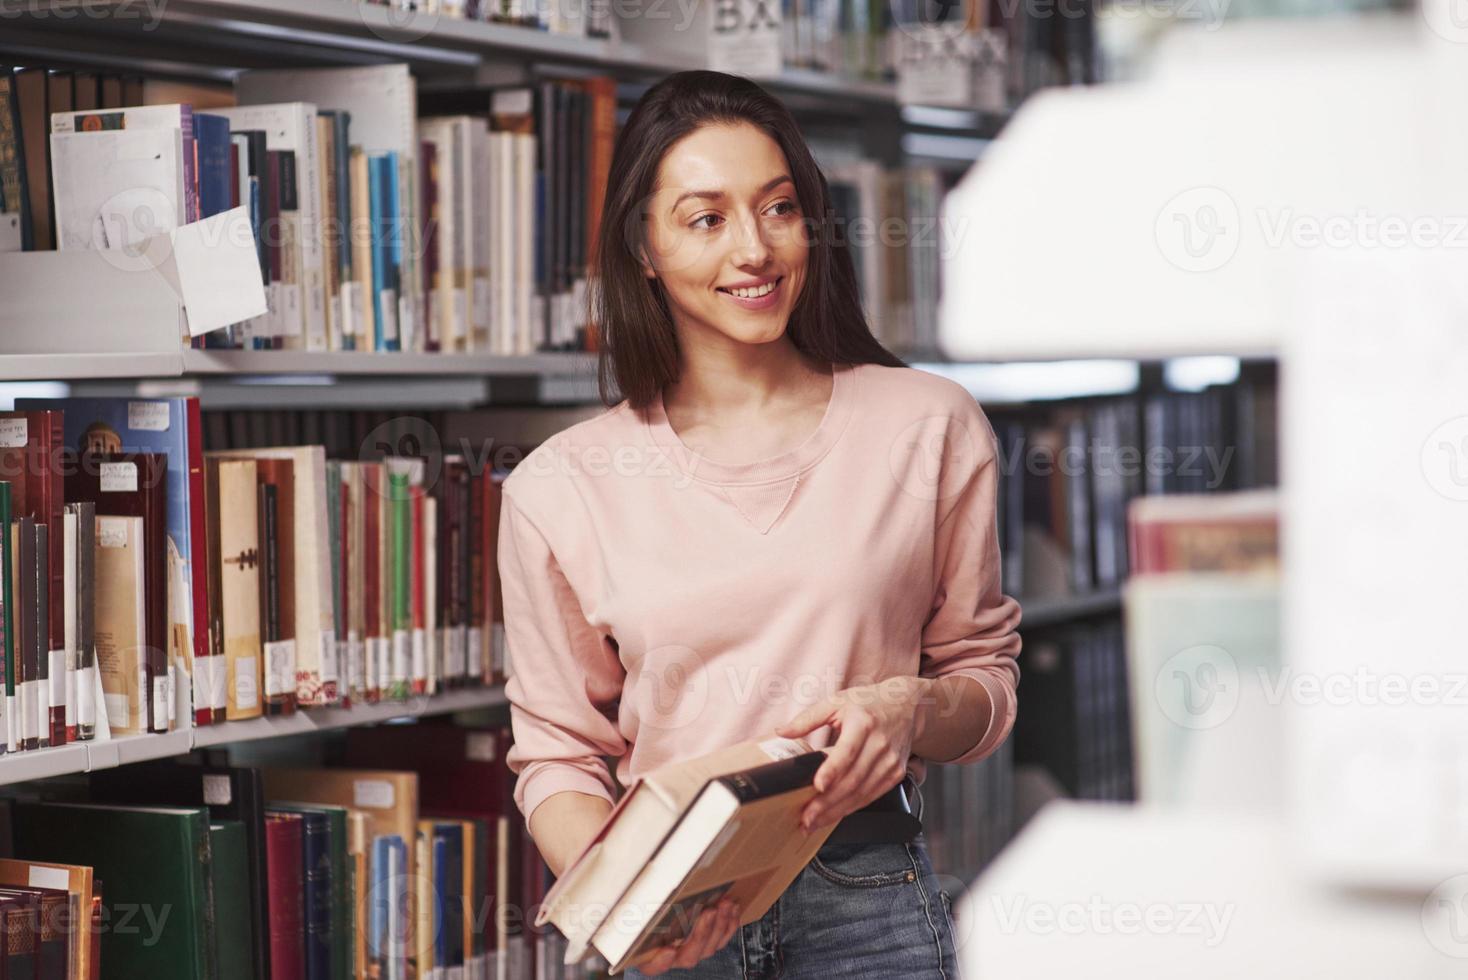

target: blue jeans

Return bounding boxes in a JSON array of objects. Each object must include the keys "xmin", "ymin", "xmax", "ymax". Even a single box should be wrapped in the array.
[{"xmin": 624, "ymin": 834, "xmax": 962, "ymax": 978}]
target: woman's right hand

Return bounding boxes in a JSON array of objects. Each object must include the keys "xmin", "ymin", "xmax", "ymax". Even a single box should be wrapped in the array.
[{"xmin": 632, "ymin": 898, "xmax": 742, "ymax": 976}]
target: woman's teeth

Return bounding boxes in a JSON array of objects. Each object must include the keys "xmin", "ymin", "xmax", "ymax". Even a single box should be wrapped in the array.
[{"xmin": 723, "ymin": 279, "xmax": 778, "ymax": 299}]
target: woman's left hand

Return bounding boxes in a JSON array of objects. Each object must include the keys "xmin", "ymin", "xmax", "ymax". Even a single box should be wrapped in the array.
[{"xmin": 774, "ymin": 675, "xmax": 931, "ymax": 832}]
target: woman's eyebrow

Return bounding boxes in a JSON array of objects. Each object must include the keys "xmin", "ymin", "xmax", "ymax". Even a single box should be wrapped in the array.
[{"xmin": 670, "ymin": 174, "xmax": 794, "ymax": 211}]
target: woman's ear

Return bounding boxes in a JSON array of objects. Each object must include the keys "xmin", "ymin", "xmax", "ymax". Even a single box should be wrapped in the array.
[{"xmin": 639, "ymin": 246, "xmax": 656, "ymax": 280}]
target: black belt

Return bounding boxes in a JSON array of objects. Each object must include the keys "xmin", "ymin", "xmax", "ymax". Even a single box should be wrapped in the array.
[{"xmin": 823, "ymin": 774, "xmax": 922, "ymax": 845}]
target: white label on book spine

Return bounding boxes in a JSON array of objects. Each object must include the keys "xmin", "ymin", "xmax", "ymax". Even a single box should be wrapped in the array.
[
  {"xmin": 758, "ymin": 736, "xmax": 806, "ymax": 761},
  {"xmin": 21, "ymin": 679, "xmax": 38, "ymax": 741},
  {"xmin": 37, "ymin": 677, "xmax": 48, "ymax": 744},
  {"xmin": 342, "ymin": 282, "xmax": 362, "ymax": 338},
  {"xmin": 96, "ymin": 517, "xmax": 128, "ymax": 548},
  {"xmin": 451, "ymin": 287, "xmax": 468, "ymax": 339},
  {"xmin": 99, "ymin": 461, "xmax": 138, "ymax": 493},
  {"xmin": 473, "ymin": 276, "xmax": 490, "ymax": 331},
  {"xmin": 1, "ymin": 693, "xmax": 11, "ymax": 753},
  {"xmin": 105, "ymin": 692, "xmax": 129, "ymax": 731},
  {"xmin": 200, "ymin": 653, "xmax": 226, "ymax": 711},
  {"xmin": 398, "ymin": 294, "xmax": 413, "ymax": 345},
  {"xmin": 348, "ymin": 632, "xmax": 364, "ymax": 692},
  {"xmin": 137, "ymin": 665, "xmax": 147, "ymax": 729},
  {"xmin": 353, "ymin": 778, "xmax": 395, "ymax": 809},
  {"xmin": 381, "ymin": 289, "xmax": 400, "ymax": 342},
  {"xmin": 203, "ymin": 773, "xmax": 233, "ymax": 806},
  {"xmin": 264, "ymin": 639, "xmax": 295, "ymax": 697},
  {"xmin": 235, "ymin": 656, "xmax": 258, "ymax": 710},
  {"xmin": 166, "ymin": 662, "xmax": 175, "ymax": 726},
  {"xmin": 330, "ymin": 295, "xmax": 343, "ymax": 344},
  {"xmin": 27, "ymin": 867, "xmax": 67, "ymax": 891},
  {"xmin": 48, "ymin": 649, "xmax": 65, "ymax": 708},
  {"xmin": 64, "ymin": 666, "xmax": 76, "ymax": 727},
  {"xmin": 127, "ymin": 401, "xmax": 171, "ymax": 432},
  {"xmin": 467, "ymin": 626, "xmax": 484, "ymax": 678},
  {"xmin": 152, "ymin": 676, "xmax": 168, "ymax": 731},
  {"xmin": 411, "ymin": 628, "xmax": 426, "ymax": 687},
  {"xmin": 466, "ymin": 732, "xmax": 495, "ymax": 762},
  {"xmin": 320, "ymin": 628, "xmax": 340, "ymax": 685},
  {"xmin": 445, "ymin": 627, "xmax": 466, "ymax": 679},
  {"xmin": 392, "ymin": 629, "xmax": 410, "ymax": 684},
  {"xmin": 77, "ymin": 666, "xmax": 95, "ymax": 728},
  {"xmin": 0, "ymin": 418, "xmax": 27, "ymax": 449},
  {"xmin": 281, "ymin": 283, "xmax": 303, "ymax": 337}
]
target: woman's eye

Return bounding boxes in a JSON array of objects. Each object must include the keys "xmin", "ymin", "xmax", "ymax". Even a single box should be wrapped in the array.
[
  {"xmin": 767, "ymin": 200, "xmax": 797, "ymax": 217},
  {"xmin": 692, "ymin": 214, "xmax": 723, "ymax": 230}
]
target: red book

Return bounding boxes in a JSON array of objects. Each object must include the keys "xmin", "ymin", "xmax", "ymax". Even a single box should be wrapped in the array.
[
  {"xmin": 481, "ymin": 474, "xmax": 503, "ymax": 685},
  {"xmin": 265, "ymin": 812, "xmax": 305, "ymax": 980},
  {"xmin": 185, "ymin": 398, "xmax": 221, "ymax": 727}
]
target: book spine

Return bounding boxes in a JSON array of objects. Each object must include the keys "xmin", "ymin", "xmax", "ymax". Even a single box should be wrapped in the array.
[
  {"xmin": 0, "ymin": 482, "xmax": 11, "ymax": 754},
  {"xmin": 186, "ymin": 399, "xmax": 219, "ymax": 726},
  {"xmin": 76, "ymin": 501, "xmax": 95, "ymax": 740},
  {"xmin": 715, "ymin": 751, "xmax": 826, "ymax": 803}
]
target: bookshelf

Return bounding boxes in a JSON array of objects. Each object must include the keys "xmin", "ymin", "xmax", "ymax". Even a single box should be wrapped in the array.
[{"xmin": 0, "ymin": 686, "xmax": 506, "ymax": 786}]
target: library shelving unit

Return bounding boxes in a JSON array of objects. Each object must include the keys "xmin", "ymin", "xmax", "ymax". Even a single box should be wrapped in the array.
[{"xmin": 942, "ymin": 14, "xmax": 1466, "ymax": 979}]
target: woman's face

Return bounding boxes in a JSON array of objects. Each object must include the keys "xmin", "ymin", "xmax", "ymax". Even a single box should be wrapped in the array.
[{"xmin": 641, "ymin": 122, "xmax": 809, "ymax": 348}]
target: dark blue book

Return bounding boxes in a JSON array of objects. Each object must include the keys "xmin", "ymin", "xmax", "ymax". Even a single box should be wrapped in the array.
[
  {"xmin": 432, "ymin": 822, "xmax": 465, "ymax": 973},
  {"xmin": 195, "ymin": 113, "xmax": 233, "ymax": 219}
]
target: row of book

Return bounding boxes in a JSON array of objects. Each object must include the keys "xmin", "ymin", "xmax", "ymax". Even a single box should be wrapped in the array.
[
  {"xmin": 0, "ymin": 719, "xmax": 603, "ymax": 980},
  {"xmin": 0, "ymin": 63, "xmax": 615, "ymax": 358},
  {"xmin": 992, "ymin": 368, "xmax": 1279, "ymax": 599},
  {"xmin": 921, "ymin": 735, "xmax": 1014, "ymax": 885},
  {"xmin": 0, "ymin": 396, "xmax": 507, "ymax": 750},
  {"xmin": 825, "ymin": 161, "xmax": 949, "ymax": 357}
]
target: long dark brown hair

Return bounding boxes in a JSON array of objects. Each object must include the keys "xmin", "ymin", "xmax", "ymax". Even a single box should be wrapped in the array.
[{"xmin": 591, "ymin": 69, "xmax": 906, "ymax": 410}]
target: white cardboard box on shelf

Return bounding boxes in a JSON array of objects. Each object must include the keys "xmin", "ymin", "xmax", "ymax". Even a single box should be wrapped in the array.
[
  {"xmin": 0, "ymin": 206, "xmax": 266, "ymax": 354},
  {"xmin": 614, "ymin": 0, "xmax": 781, "ymax": 78}
]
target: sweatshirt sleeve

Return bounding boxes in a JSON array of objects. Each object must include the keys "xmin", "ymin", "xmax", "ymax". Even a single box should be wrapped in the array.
[
  {"xmin": 917, "ymin": 408, "xmax": 1023, "ymax": 767},
  {"xmin": 499, "ymin": 491, "xmax": 629, "ymax": 827}
]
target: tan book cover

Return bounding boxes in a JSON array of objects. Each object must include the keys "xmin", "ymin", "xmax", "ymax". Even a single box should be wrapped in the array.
[
  {"xmin": 538, "ymin": 736, "xmax": 835, "ymax": 973},
  {"xmin": 346, "ymin": 809, "xmax": 369, "ymax": 980},
  {"xmin": 347, "ymin": 148, "xmax": 376, "ymax": 349},
  {"xmin": 0, "ymin": 858, "xmax": 93, "ymax": 980},
  {"xmin": 213, "ymin": 447, "xmax": 335, "ymax": 706},
  {"xmin": 414, "ymin": 820, "xmax": 436, "ymax": 979},
  {"xmin": 206, "ymin": 457, "xmax": 262, "ymax": 721},
  {"xmin": 92, "ymin": 514, "xmax": 147, "ymax": 735}
]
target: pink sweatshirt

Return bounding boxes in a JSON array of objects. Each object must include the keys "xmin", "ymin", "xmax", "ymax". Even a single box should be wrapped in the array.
[{"xmin": 499, "ymin": 361, "xmax": 1022, "ymax": 826}]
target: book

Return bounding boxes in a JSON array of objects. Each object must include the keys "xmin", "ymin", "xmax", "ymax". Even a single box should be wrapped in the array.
[
  {"xmin": 209, "ymin": 821, "xmax": 255, "ymax": 980},
  {"xmin": 14, "ymin": 802, "xmax": 215, "ymax": 980},
  {"xmin": 537, "ymin": 736, "xmax": 835, "ymax": 974},
  {"xmin": 0, "ymin": 857, "xmax": 94, "ymax": 980},
  {"xmin": 265, "ymin": 812, "xmax": 306, "ymax": 980}
]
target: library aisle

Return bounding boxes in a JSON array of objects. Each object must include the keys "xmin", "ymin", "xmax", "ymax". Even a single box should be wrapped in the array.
[{"xmin": 0, "ymin": 0, "xmax": 1456, "ymax": 978}]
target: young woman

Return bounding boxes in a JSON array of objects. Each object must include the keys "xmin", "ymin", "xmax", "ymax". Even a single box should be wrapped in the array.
[{"xmin": 499, "ymin": 70, "xmax": 1021, "ymax": 978}]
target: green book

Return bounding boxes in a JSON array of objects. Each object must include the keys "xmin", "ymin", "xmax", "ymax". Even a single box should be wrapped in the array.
[
  {"xmin": 270, "ymin": 801, "xmax": 351, "ymax": 980},
  {"xmin": 210, "ymin": 820, "xmax": 254, "ymax": 980},
  {"xmin": 389, "ymin": 471, "xmax": 411, "ymax": 701},
  {"xmin": 13, "ymin": 801, "xmax": 215, "ymax": 980}
]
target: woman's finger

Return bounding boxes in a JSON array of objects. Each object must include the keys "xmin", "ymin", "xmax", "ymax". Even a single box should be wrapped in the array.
[{"xmin": 671, "ymin": 903, "xmax": 723, "ymax": 967}]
